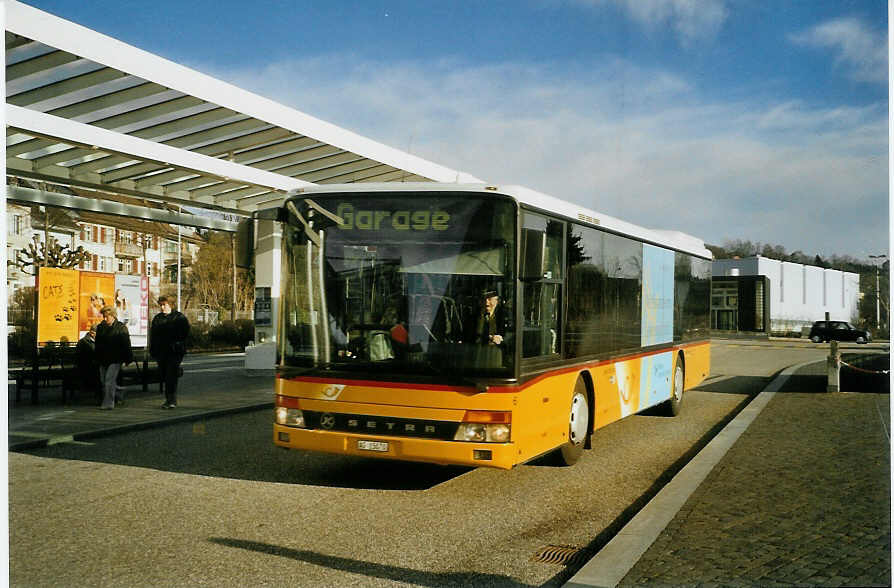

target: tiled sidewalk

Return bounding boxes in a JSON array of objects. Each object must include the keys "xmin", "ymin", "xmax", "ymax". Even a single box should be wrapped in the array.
[{"xmin": 618, "ymin": 368, "xmax": 890, "ymax": 586}]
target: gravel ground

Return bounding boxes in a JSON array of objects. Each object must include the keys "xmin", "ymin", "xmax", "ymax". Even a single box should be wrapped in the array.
[{"xmin": 11, "ymin": 388, "xmax": 750, "ymax": 586}]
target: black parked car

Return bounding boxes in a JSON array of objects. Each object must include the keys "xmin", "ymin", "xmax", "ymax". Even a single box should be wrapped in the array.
[{"xmin": 808, "ymin": 321, "xmax": 871, "ymax": 344}]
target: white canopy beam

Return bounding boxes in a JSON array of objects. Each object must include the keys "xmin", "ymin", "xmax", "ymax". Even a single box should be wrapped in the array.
[
  {"xmin": 7, "ymin": 104, "xmax": 311, "ymax": 196},
  {"xmin": 5, "ymin": 0, "xmax": 482, "ymax": 185}
]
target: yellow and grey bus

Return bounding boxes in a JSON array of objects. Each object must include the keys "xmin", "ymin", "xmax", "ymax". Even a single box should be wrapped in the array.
[{"xmin": 269, "ymin": 183, "xmax": 711, "ymax": 469}]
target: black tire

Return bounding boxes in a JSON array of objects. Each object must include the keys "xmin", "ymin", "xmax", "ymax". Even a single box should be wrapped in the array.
[
  {"xmin": 553, "ymin": 378, "xmax": 590, "ymax": 466},
  {"xmin": 810, "ymin": 335, "xmax": 821, "ymax": 343},
  {"xmin": 662, "ymin": 358, "xmax": 685, "ymax": 416}
]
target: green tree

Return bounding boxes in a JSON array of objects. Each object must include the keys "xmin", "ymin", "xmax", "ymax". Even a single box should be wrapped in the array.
[{"xmin": 859, "ymin": 260, "xmax": 890, "ymax": 336}]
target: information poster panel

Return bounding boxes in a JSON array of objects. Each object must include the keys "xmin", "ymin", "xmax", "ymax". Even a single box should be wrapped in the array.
[
  {"xmin": 37, "ymin": 267, "xmax": 80, "ymax": 344},
  {"xmin": 115, "ymin": 274, "xmax": 147, "ymax": 347},
  {"xmin": 255, "ymin": 287, "xmax": 272, "ymax": 326},
  {"xmin": 140, "ymin": 275, "xmax": 150, "ymax": 342},
  {"xmin": 114, "ymin": 274, "xmax": 141, "ymax": 331},
  {"xmin": 79, "ymin": 271, "xmax": 115, "ymax": 333}
]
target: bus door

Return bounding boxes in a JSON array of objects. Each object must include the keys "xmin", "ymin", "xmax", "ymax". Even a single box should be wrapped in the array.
[{"xmin": 520, "ymin": 212, "xmax": 565, "ymax": 360}]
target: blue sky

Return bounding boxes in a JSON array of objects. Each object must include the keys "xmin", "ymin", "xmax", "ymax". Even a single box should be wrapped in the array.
[{"xmin": 24, "ymin": 0, "xmax": 890, "ymax": 259}]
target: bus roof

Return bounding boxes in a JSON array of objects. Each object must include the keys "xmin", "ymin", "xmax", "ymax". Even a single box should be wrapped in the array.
[{"xmin": 288, "ymin": 182, "xmax": 713, "ymax": 259}]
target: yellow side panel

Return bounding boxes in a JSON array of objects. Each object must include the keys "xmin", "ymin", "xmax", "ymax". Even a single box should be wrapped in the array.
[
  {"xmin": 592, "ymin": 363, "xmax": 622, "ymax": 429},
  {"xmin": 682, "ymin": 342, "xmax": 711, "ymax": 389},
  {"xmin": 512, "ymin": 371, "xmax": 580, "ymax": 463}
]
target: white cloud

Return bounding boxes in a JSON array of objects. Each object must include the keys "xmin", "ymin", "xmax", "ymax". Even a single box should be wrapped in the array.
[
  {"xmin": 210, "ymin": 55, "xmax": 887, "ymax": 258},
  {"xmin": 572, "ymin": 0, "xmax": 728, "ymax": 44},
  {"xmin": 791, "ymin": 17, "xmax": 888, "ymax": 84}
]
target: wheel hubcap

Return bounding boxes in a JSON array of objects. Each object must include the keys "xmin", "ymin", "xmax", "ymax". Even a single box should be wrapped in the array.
[
  {"xmin": 569, "ymin": 392, "xmax": 588, "ymax": 445},
  {"xmin": 674, "ymin": 366, "xmax": 683, "ymax": 402}
]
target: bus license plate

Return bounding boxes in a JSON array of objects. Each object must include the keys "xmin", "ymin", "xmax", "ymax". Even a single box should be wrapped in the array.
[{"xmin": 358, "ymin": 440, "xmax": 389, "ymax": 452}]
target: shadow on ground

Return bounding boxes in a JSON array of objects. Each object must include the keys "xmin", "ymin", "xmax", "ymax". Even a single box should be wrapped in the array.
[
  {"xmin": 19, "ymin": 408, "xmax": 471, "ymax": 491},
  {"xmin": 17, "ymin": 371, "xmax": 781, "ymax": 489},
  {"xmin": 782, "ymin": 354, "xmax": 889, "ymax": 394},
  {"xmin": 209, "ymin": 537, "xmax": 532, "ymax": 587}
]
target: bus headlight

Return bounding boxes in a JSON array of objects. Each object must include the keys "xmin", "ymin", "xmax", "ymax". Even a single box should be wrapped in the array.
[
  {"xmin": 455, "ymin": 423, "xmax": 486, "ymax": 442},
  {"xmin": 488, "ymin": 424, "xmax": 510, "ymax": 443},
  {"xmin": 453, "ymin": 423, "xmax": 510, "ymax": 443},
  {"xmin": 453, "ymin": 410, "xmax": 511, "ymax": 443},
  {"xmin": 275, "ymin": 407, "xmax": 306, "ymax": 427}
]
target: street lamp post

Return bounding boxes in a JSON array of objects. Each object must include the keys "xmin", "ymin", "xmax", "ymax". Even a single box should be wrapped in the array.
[
  {"xmin": 177, "ymin": 206, "xmax": 182, "ymax": 312},
  {"xmin": 869, "ymin": 254, "xmax": 887, "ymax": 330}
]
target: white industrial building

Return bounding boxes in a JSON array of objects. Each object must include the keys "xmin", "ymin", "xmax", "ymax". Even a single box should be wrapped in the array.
[{"xmin": 712, "ymin": 257, "xmax": 861, "ymax": 335}]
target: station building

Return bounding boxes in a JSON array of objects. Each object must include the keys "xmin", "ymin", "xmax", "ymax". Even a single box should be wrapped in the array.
[{"xmin": 711, "ymin": 257, "xmax": 860, "ymax": 336}]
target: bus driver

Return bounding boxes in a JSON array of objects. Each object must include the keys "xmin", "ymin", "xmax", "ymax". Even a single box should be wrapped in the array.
[{"xmin": 474, "ymin": 290, "xmax": 504, "ymax": 346}]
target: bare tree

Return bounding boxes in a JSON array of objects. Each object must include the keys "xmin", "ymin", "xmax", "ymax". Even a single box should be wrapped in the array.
[
  {"xmin": 189, "ymin": 232, "xmax": 235, "ymax": 311},
  {"xmin": 10, "ymin": 236, "xmax": 90, "ymax": 275}
]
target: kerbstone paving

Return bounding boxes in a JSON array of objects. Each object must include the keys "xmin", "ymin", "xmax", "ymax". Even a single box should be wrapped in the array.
[{"xmin": 620, "ymin": 368, "xmax": 890, "ymax": 587}]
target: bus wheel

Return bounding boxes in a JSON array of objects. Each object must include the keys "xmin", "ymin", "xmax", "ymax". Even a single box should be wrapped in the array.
[
  {"xmin": 662, "ymin": 359, "xmax": 685, "ymax": 417},
  {"xmin": 554, "ymin": 378, "xmax": 590, "ymax": 466}
]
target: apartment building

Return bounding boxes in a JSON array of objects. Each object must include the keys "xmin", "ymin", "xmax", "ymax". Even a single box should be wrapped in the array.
[{"xmin": 7, "ymin": 202, "xmax": 203, "ymax": 322}]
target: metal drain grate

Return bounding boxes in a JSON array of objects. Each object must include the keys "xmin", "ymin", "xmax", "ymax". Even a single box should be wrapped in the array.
[{"xmin": 530, "ymin": 544, "xmax": 586, "ymax": 566}]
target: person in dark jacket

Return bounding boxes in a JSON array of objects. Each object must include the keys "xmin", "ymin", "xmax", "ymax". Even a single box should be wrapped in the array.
[
  {"xmin": 76, "ymin": 324, "xmax": 101, "ymax": 404},
  {"xmin": 95, "ymin": 306, "xmax": 133, "ymax": 410},
  {"xmin": 471, "ymin": 290, "xmax": 505, "ymax": 346},
  {"xmin": 150, "ymin": 295, "xmax": 190, "ymax": 409}
]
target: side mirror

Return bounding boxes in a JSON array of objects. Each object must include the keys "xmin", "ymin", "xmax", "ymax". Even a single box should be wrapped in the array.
[
  {"xmin": 234, "ymin": 218, "xmax": 254, "ymax": 268},
  {"xmin": 520, "ymin": 228, "xmax": 545, "ymax": 281},
  {"xmin": 236, "ymin": 206, "xmax": 289, "ymax": 267}
]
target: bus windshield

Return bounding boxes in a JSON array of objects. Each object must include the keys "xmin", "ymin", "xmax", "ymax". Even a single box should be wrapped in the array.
[{"xmin": 280, "ymin": 193, "xmax": 517, "ymax": 378}]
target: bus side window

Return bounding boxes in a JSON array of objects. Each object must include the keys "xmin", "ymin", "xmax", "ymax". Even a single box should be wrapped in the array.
[{"xmin": 521, "ymin": 214, "xmax": 564, "ymax": 358}]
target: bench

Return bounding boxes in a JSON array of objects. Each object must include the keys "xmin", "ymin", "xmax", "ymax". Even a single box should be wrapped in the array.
[
  {"xmin": 119, "ymin": 360, "xmax": 164, "ymax": 394},
  {"xmin": 11, "ymin": 347, "xmax": 165, "ymax": 404},
  {"xmin": 11, "ymin": 343, "xmax": 78, "ymax": 404}
]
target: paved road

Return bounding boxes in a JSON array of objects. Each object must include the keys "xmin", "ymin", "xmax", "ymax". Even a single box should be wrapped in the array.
[{"xmin": 8, "ymin": 341, "xmax": 882, "ymax": 586}]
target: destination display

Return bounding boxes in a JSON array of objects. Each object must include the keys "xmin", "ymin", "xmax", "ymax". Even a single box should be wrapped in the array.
[{"xmin": 336, "ymin": 203, "xmax": 450, "ymax": 232}]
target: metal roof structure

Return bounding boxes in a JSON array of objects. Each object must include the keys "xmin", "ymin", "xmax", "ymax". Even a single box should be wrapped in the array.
[{"xmin": 4, "ymin": 0, "xmax": 480, "ymax": 231}]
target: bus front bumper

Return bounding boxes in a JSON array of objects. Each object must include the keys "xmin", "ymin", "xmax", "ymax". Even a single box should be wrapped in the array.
[{"xmin": 273, "ymin": 424, "xmax": 517, "ymax": 470}]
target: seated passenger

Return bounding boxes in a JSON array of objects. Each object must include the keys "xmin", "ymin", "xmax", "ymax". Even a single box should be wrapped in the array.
[{"xmin": 381, "ymin": 306, "xmax": 408, "ymax": 345}]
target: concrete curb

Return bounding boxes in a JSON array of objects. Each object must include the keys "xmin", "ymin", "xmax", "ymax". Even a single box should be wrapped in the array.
[
  {"xmin": 9, "ymin": 402, "xmax": 273, "ymax": 452},
  {"xmin": 564, "ymin": 360, "xmax": 817, "ymax": 588}
]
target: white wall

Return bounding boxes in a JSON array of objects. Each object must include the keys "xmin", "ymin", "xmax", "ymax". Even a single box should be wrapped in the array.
[
  {"xmin": 244, "ymin": 219, "xmax": 281, "ymax": 371},
  {"xmin": 713, "ymin": 256, "xmax": 860, "ymax": 333}
]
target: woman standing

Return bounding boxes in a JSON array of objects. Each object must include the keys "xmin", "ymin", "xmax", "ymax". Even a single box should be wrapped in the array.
[{"xmin": 94, "ymin": 306, "xmax": 133, "ymax": 410}]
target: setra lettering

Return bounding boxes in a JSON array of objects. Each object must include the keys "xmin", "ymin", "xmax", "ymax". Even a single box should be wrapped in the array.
[{"xmin": 334, "ymin": 415, "xmax": 439, "ymax": 436}]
